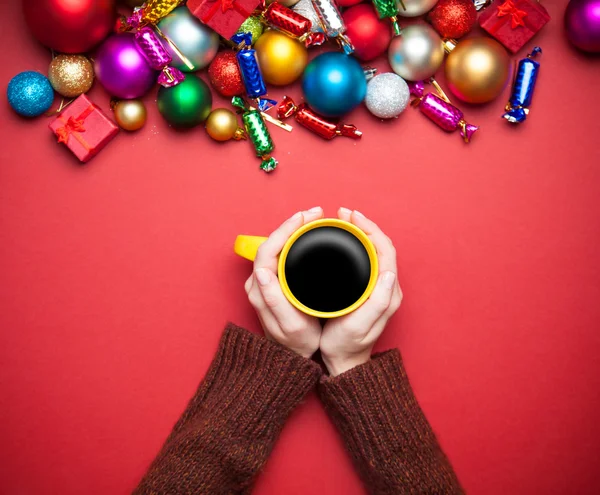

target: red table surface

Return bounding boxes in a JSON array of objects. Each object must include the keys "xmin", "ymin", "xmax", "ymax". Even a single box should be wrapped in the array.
[{"xmin": 1, "ymin": 1, "xmax": 600, "ymax": 494}]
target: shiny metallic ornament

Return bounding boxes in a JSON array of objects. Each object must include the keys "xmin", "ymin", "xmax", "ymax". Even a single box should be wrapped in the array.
[
  {"xmin": 397, "ymin": 0, "xmax": 439, "ymax": 17},
  {"xmin": 365, "ymin": 73, "xmax": 410, "ymax": 119},
  {"xmin": 48, "ymin": 54, "xmax": 94, "ymax": 97},
  {"xmin": 255, "ymin": 30, "xmax": 308, "ymax": 86},
  {"xmin": 205, "ymin": 108, "xmax": 245, "ymax": 141},
  {"xmin": 388, "ymin": 24, "xmax": 444, "ymax": 81},
  {"xmin": 113, "ymin": 99, "xmax": 147, "ymax": 131},
  {"xmin": 157, "ymin": 6, "xmax": 219, "ymax": 72}
]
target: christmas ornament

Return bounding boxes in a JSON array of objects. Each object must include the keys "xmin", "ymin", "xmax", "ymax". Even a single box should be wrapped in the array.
[
  {"xmin": 7, "ymin": 72, "xmax": 54, "ymax": 118},
  {"xmin": 157, "ymin": 75, "xmax": 213, "ymax": 127},
  {"xmin": 49, "ymin": 94, "xmax": 119, "ymax": 162},
  {"xmin": 112, "ymin": 99, "xmax": 147, "ymax": 131},
  {"xmin": 343, "ymin": 4, "xmax": 393, "ymax": 61},
  {"xmin": 48, "ymin": 55, "xmax": 95, "ymax": 98},
  {"xmin": 231, "ymin": 33, "xmax": 272, "ymax": 108},
  {"xmin": 564, "ymin": 0, "xmax": 600, "ymax": 53},
  {"xmin": 232, "ymin": 97, "xmax": 278, "ymax": 172},
  {"xmin": 208, "ymin": 51, "xmax": 245, "ymax": 97},
  {"xmin": 409, "ymin": 80, "xmax": 478, "ymax": 143},
  {"xmin": 205, "ymin": 108, "xmax": 246, "ymax": 141},
  {"xmin": 479, "ymin": 0, "xmax": 551, "ymax": 54},
  {"xmin": 292, "ymin": 0, "xmax": 325, "ymax": 34},
  {"xmin": 23, "ymin": 0, "xmax": 116, "ymax": 53},
  {"xmin": 445, "ymin": 37, "xmax": 510, "ymax": 103},
  {"xmin": 278, "ymin": 96, "xmax": 362, "ymax": 139},
  {"xmin": 302, "ymin": 52, "xmax": 367, "ymax": 117},
  {"xmin": 428, "ymin": 0, "xmax": 477, "ymax": 39},
  {"xmin": 187, "ymin": 0, "xmax": 261, "ymax": 39},
  {"xmin": 95, "ymin": 34, "xmax": 157, "ymax": 99},
  {"xmin": 157, "ymin": 6, "xmax": 220, "ymax": 72},
  {"xmin": 337, "ymin": 0, "xmax": 363, "ymax": 7},
  {"xmin": 397, "ymin": 0, "xmax": 439, "ymax": 17},
  {"xmin": 503, "ymin": 47, "xmax": 541, "ymax": 124},
  {"xmin": 237, "ymin": 16, "xmax": 264, "ymax": 44},
  {"xmin": 365, "ymin": 73, "xmax": 410, "ymax": 119},
  {"xmin": 135, "ymin": 27, "xmax": 185, "ymax": 87},
  {"xmin": 255, "ymin": 30, "xmax": 308, "ymax": 86},
  {"xmin": 388, "ymin": 24, "xmax": 444, "ymax": 81},
  {"xmin": 312, "ymin": 0, "xmax": 354, "ymax": 53}
]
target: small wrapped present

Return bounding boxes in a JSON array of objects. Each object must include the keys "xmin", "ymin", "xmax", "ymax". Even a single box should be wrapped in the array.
[
  {"xmin": 188, "ymin": 0, "xmax": 261, "ymax": 39},
  {"xmin": 479, "ymin": 0, "xmax": 550, "ymax": 53},
  {"xmin": 49, "ymin": 95, "xmax": 119, "ymax": 163}
]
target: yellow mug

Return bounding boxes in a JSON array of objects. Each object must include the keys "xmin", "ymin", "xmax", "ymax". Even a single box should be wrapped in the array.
[{"xmin": 234, "ymin": 218, "xmax": 379, "ymax": 318}]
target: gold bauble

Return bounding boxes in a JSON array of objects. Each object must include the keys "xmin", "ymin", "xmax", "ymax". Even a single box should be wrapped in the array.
[
  {"xmin": 48, "ymin": 55, "xmax": 94, "ymax": 98},
  {"xmin": 445, "ymin": 38, "xmax": 511, "ymax": 104},
  {"xmin": 113, "ymin": 100, "xmax": 147, "ymax": 131},
  {"xmin": 205, "ymin": 108, "xmax": 244, "ymax": 141},
  {"xmin": 254, "ymin": 30, "xmax": 308, "ymax": 86}
]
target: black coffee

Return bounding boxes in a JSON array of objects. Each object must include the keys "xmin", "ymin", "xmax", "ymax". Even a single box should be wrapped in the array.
[{"xmin": 284, "ymin": 227, "xmax": 371, "ymax": 313}]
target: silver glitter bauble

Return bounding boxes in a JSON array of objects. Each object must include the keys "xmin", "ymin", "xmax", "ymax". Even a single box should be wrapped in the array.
[
  {"xmin": 157, "ymin": 6, "xmax": 219, "ymax": 72},
  {"xmin": 365, "ymin": 73, "xmax": 410, "ymax": 119},
  {"xmin": 388, "ymin": 24, "xmax": 444, "ymax": 81},
  {"xmin": 292, "ymin": 0, "xmax": 324, "ymax": 32},
  {"xmin": 397, "ymin": 0, "xmax": 439, "ymax": 17}
]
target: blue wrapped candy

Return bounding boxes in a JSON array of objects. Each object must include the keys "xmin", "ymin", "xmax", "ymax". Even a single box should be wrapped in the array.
[{"xmin": 503, "ymin": 47, "xmax": 542, "ymax": 124}]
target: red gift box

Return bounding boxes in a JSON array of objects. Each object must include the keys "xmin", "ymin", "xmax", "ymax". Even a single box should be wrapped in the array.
[
  {"xmin": 479, "ymin": 0, "xmax": 550, "ymax": 54},
  {"xmin": 49, "ymin": 95, "xmax": 119, "ymax": 163},
  {"xmin": 188, "ymin": 0, "xmax": 261, "ymax": 39}
]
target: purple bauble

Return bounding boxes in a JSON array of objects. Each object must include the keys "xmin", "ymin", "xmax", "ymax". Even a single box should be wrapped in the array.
[
  {"xmin": 94, "ymin": 33, "xmax": 157, "ymax": 99},
  {"xmin": 565, "ymin": 0, "xmax": 600, "ymax": 53}
]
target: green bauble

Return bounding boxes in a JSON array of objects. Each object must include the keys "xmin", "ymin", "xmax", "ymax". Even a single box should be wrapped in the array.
[
  {"xmin": 236, "ymin": 17, "xmax": 264, "ymax": 45},
  {"xmin": 157, "ymin": 76, "xmax": 212, "ymax": 127}
]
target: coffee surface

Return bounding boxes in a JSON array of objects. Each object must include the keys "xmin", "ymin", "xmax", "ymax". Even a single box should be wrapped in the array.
[{"xmin": 284, "ymin": 227, "xmax": 372, "ymax": 313}]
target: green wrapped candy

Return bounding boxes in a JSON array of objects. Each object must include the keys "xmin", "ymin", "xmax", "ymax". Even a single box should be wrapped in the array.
[
  {"xmin": 372, "ymin": 0, "xmax": 403, "ymax": 35},
  {"xmin": 232, "ymin": 96, "xmax": 278, "ymax": 173}
]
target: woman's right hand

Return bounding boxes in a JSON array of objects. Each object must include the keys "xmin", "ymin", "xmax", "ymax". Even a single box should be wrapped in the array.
[{"xmin": 320, "ymin": 208, "xmax": 403, "ymax": 376}]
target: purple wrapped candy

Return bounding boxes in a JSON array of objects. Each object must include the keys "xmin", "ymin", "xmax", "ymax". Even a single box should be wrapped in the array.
[
  {"xmin": 409, "ymin": 80, "xmax": 478, "ymax": 143},
  {"xmin": 135, "ymin": 27, "xmax": 185, "ymax": 87}
]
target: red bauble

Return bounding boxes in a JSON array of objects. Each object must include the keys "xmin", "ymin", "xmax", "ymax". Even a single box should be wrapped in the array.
[
  {"xmin": 343, "ymin": 4, "xmax": 393, "ymax": 61},
  {"xmin": 336, "ymin": 0, "xmax": 363, "ymax": 7},
  {"xmin": 428, "ymin": 0, "xmax": 477, "ymax": 39},
  {"xmin": 23, "ymin": 0, "xmax": 116, "ymax": 53},
  {"xmin": 208, "ymin": 51, "xmax": 245, "ymax": 97}
]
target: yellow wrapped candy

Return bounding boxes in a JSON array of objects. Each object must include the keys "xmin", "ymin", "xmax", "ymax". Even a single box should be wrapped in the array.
[{"xmin": 142, "ymin": 0, "xmax": 181, "ymax": 25}]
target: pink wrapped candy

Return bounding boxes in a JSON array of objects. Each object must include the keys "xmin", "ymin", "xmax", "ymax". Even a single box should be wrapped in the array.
[{"xmin": 135, "ymin": 27, "xmax": 185, "ymax": 87}]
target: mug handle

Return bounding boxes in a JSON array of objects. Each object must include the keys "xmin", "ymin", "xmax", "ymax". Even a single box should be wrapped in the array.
[{"xmin": 234, "ymin": 235, "xmax": 269, "ymax": 261}]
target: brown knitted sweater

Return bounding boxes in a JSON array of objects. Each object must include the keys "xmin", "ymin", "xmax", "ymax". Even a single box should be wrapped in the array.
[{"xmin": 135, "ymin": 324, "xmax": 462, "ymax": 494}]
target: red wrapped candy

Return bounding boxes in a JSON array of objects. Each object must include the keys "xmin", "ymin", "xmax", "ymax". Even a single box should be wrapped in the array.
[
  {"xmin": 188, "ymin": 0, "xmax": 261, "ymax": 39},
  {"xmin": 49, "ymin": 94, "xmax": 119, "ymax": 163},
  {"xmin": 479, "ymin": 0, "xmax": 550, "ymax": 53}
]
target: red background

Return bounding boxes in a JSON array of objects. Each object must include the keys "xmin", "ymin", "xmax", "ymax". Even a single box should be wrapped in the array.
[{"xmin": 1, "ymin": 1, "xmax": 600, "ymax": 494}]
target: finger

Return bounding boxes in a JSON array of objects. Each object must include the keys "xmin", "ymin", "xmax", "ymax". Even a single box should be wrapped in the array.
[
  {"xmin": 337, "ymin": 207, "xmax": 352, "ymax": 222},
  {"xmin": 254, "ymin": 267, "xmax": 303, "ymax": 329},
  {"xmin": 244, "ymin": 274, "xmax": 253, "ymax": 294},
  {"xmin": 351, "ymin": 210, "xmax": 397, "ymax": 275},
  {"xmin": 255, "ymin": 207, "xmax": 324, "ymax": 271},
  {"xmin": 343, "ymin": 271, "xmax": 396, "ymax": 330}
]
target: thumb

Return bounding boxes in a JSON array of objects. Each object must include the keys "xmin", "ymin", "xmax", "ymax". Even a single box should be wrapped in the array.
[{"xmin": 254, "ymin": 268, "xmax": 295, "ymax": 323}]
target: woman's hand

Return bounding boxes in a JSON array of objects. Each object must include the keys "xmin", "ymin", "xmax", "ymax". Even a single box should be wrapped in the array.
[
  {"xmin": 320, "ymin": 208, "xmax": 403, "ymax": 376},
  {"xmin": 245, "ymin": 207, "xmax": 324, "ymax": 358}
]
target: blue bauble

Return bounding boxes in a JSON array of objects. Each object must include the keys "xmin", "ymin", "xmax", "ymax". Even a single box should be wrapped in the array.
[
  {"xmin": 7, "ymin": 71, "xmax": 54, "ymax": 117},
  {"xmin": 302, "ymin": 52, "xmax": 367, "ymax": 118}
]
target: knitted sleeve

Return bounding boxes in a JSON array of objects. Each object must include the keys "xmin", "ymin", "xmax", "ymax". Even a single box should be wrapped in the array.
[
  {"xmin": 134, "ymin": 324, "xmax": 322, "ymax": 495},
  {"xmin": 318, "ymin": 349, "xmax": 463, "ymax": 495}
]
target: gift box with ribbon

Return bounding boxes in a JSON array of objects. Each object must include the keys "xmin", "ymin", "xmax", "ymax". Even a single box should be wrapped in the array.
[
  {"xmin": 479, "ymin": 0, "xmax": 550, "ymax": 53},
  {"xmin": 188, "ymin": 0, "xmax": 261, "ymax": 39},
  {"xmin": 49, "ymin": 95, "xmax": 119, "ymax": 163}
]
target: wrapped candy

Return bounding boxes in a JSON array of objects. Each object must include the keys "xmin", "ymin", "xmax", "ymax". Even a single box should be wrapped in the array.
[
  {"xmin": 371, "ymin": 0, "xmax": 402, "ymax": 35},
  {"xmin": 409, "ymin": 80, "xmax": 478, "ymax": 143},
  {"xmin": 503, "ymin": 46, "xmax": 541, "ymax": 124},
  {"xmin": 141, "ymin": 0, "xmax": 181, "ymax": 25},
  {"xmin": 135, "ymin": 27, "xmax": 185, "ymax": 87},
  {"xmin": 292, "ymin": 0, "xmax": 325, "ymax": 34},
  {"xmin": 232, "ymin": 96, "xmax": 278, "ymax": 172},
  {"xmin": 473, "ymin": 0, "xmax": 492, "ymax": 10},
  {"xmin": 311, "ymin": 0, "xmax": 354, "ymax": 53},
  {"xmin": 262, "ymin": 3, "xmax": 326, "ymax": 47},
  {"xmin": 278, "ymin": 96, "xmax": 361, "ymax": 140}
]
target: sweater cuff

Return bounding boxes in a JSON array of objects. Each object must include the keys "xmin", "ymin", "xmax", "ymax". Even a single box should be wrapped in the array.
[{"xmin": 180, "ymin": 324, "xmax": 322, "ymax": 440}]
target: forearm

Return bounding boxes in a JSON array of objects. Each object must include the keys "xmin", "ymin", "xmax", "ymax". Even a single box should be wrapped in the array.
[
  {"xmin": 319, "ymin": 350, "xmax": 462, "ymax": 495},
  {"xmin": 135, "ymin": 324, "xmax": 322, "ymax": 495}
]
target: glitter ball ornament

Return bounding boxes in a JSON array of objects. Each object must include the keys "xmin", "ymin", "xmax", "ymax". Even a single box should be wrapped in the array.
[
  {"xmin": 113, "ymin": 99, "xmax": 147, "ymax": 131},
  {"xmin": 237, "ymin": 16, "xmax": 264, "ymax": 44},
  {"xmin": 7, "ymin": 71, "xmax": 54, "ymax": 117},
  {"xmin": 208, "ymin": 51, "xmax": 245, "ymax": 97},
  {"xmin": 428, "ymin": 0, "xmax": 476, "ymax": 39},
  {"xmin": 48, "ymin": 55, "xmax": 95, "ymax": 98},
  {"xmin": 365, "ymin": 73, "xmax": 410, "ymax": 119}
]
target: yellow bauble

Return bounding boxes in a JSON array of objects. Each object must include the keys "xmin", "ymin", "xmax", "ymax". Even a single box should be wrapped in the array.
[
  {"xmin": 206, "ymin": 108, "xmax": 244, "ymax": 141},
  {"xmin": 113, "ymin": 100, "xmax": 147, "ymax": 131},
  {"xmin": 445, "ymin": 38, "xmax": 511, "ymax": 104},
  {"xmin": 255, "ymin": 30, "xmax": 308, "ymax": 86}
]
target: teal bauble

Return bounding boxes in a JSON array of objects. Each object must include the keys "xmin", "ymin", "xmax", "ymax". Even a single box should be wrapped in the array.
[
  {"xmin": 301, "ymin": 52, "xmax": 367, "ymax": 117},
  {"xmin": 157, "ymin": 75, "xmax": 212, "ymax": 127}
]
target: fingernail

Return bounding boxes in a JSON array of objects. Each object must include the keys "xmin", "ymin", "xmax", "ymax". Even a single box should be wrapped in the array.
[
  {"xmin": 255, "ymin": 268, "xmax": 270, "ymax": 286},
  {"xmin": 339, "ymin": 207, "xmax": 351, "ymax": 215},
  {"xmin": 382, "ymin": 271, "xmax": 396, "ymax": 289},
  {"xmin": 308, "ymin": 206, "xmax": 322, "ymax": 213},
  {"xmin": 354, "ymin": 210, "xmax": 365, "ymax": 218},
  {"xmin": 290, "ymin": 211, "xmax": 302, "ymax": 220}
]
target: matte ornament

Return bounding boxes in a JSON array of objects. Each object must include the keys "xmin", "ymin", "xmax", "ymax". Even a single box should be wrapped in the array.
[
  {"xmin": 365, "ymin": 73, "xmax": 410, "ymax": 119},
  {"xmin": 397, "ymin": 0, "xmax": 439, "ymax": 17},
  {"xmin": 254, "ymin": 30, "xmax": 308, "ymax": 86},
  {"xmin": 208, "ymin": 51, "xmax": 245, "ymax": 96},
  {"xmin": 388, "ymin": 24, "xmax": 444, "ymax": 81},
  {"xmin": 564, "ymin": 0, "xmax": 600, "ymax": 53},
  {"xmin": 113, "ymin": 99, "xmax": 147, "ymax": 131},
  {"xmin": 343, "ymin": 4, "xmax": 393, "ymax": 61},
  {"xmin": 428, "ymin": 0, "xmax": 477, "ymax": 39},
  {"xmin": 157, "ymin": 75, "xmax": 213, "ymax": 127},
  {"xmin": 7, "ymin": 71, "xmax": 54, "ymax": 118},
  {"xmin": 48, "ymin": 55, "xmax": 95, "ymax": 98}
]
